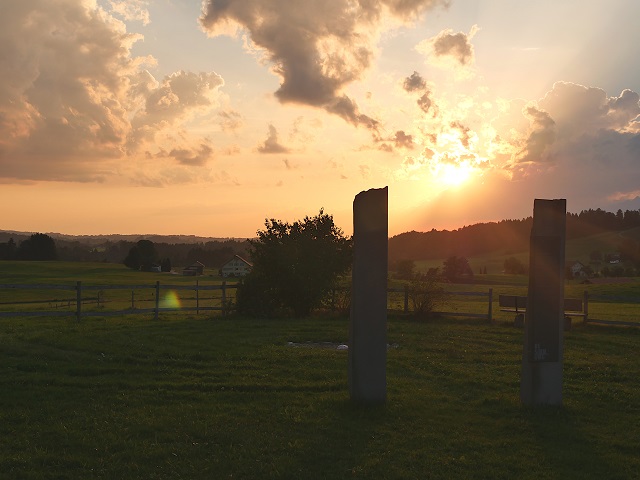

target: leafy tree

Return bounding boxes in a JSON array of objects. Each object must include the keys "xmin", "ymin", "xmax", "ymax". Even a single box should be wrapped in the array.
[
  {"xmin": 504, "ymin": 256, "xmax": 526, "ymax": 274},
  {"xmin": 17, "ymin": 233, "xmax": 57, "ymax": 260},
  {"xmin": 123, "ymin": 240, "xmax": 158, "ymax": 270},
  {"xmin": 442, "ymin": 255, "xmax": 472, "ymax": 282},
  {"xmin": 237, "ymin": 209, "xmax": 352, "ymax": 317},
  {"xmin": 395, "ymin": 259, "xmax": 415, "ymax": 280}
]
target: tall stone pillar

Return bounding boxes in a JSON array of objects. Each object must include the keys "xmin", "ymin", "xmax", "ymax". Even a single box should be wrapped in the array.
[
  {"xmin": 521, "ymin": 199, "xmax": 566, "ymax": 406},
  {"xmin": 349, "ymin": 187, "xmax": 388, "ymax": 403}
]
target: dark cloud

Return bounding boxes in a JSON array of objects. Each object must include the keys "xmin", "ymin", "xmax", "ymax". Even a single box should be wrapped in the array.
[
  {"xmin": 419, "ymin": 25, "xmax": 478, "ymax": 67},
  {"xmin": 258, "ymin": 125, "xmax": 290, "ymax": 154},
  {"xmin": 325, "ymin": 95, "xmax": 379, "ymax": 131},
  {"xmin": 403, "ymin": 71, "xmax": 427, "ymax": 92},
  {"xmin": 394, "ymin": 130, "xmax": 415, "ymax": 149},
  {"xmin": 432, "ymin": 31, "xmax": 473, "ymax": 64},
  {"xmin": 417, "ymin": 92, "xmax": 436, "ymax": 114},
  {"xmin": 167, "ymin": 144, "xmax": 214, "ymax": 166},
  {"xmin": 402, "ymin": 71, "xmax": 436, "ymax": 115},
  {"xmin": 200, "ymin": 0, "xmax": 447, "ymax": 129}
]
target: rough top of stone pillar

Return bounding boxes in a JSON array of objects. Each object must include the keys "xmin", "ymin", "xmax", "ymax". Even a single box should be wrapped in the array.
[
  {"xmin": 353, "ymin": 187, "xmax": 388, "ymax": 233},
  {"xmin": 532, "ymin": 199, "xmax": 566, "ymax": 236}
]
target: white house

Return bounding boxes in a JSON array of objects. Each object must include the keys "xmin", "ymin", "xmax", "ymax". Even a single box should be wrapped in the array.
[{"xmin": 220, "ymin": 255, "xmax": 253, "ymax": 277}]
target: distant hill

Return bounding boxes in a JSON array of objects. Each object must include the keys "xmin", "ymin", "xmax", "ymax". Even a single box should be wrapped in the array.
[
  {"xmin": 389, "ymin": 208, "xmax": 640, "ymax": 264},
  {"xmin": 4, "ymin": 206, "xmax": 640, "ymax": 267},
  {"xmin": 0, "ymin": 230, "xmax": 250, "ymax": 245}
]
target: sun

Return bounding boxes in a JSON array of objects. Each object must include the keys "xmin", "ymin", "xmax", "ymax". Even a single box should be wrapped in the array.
[{"xmin": 438, "ymin": 162, "xmax": 473, "ymax": 187}]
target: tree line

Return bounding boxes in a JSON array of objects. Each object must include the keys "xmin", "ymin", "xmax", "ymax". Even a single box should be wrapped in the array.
[
  {"xmin": 389, "ymin": 207, "xmax": 640, "ymax": 263},
  {"xmin": 0, "ymin": 233, "xmax": 250, "ymax": 268}
]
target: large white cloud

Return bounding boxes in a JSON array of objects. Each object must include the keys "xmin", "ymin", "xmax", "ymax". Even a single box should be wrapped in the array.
[{"xmin": 0, "ymin": 0, "xmax": 224, "ymax": 183}]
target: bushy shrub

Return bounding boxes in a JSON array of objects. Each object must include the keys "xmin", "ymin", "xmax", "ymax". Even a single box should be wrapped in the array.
[{"xmin": 409, "ymin": 269, "xmax": 449, "ymax": 320}]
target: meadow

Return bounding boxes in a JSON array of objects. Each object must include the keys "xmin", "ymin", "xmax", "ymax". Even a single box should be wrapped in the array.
[{"xmin": 1, "ymin": 261, "xmax": 640, "ymax": 478}]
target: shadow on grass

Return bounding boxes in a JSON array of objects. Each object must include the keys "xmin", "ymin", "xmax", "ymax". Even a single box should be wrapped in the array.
[{"xmin": 518, "ymin": 405, "xmax": 626, "ymax": 480}]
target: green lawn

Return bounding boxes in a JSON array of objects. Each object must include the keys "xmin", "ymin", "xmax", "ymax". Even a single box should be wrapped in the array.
[{"xmin": 1, "ymin": 312, "xmax": 640, "ymax": 479}]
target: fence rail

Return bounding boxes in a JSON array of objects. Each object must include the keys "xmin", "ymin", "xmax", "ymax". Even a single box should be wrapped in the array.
[
  {"xmin": 2, "ymin": 282, "xmax": 638, "ymax": 326},
  {"xmin": 388, "ymin": 286, "xmax": 493, "ymax": 320},
  {"xmin": 0, "ymin": 281, "xmax": 239, "ymax": 321},
  {"xmin": 1, "ymin": 282, "xmax": 494, "ymax": 321}
]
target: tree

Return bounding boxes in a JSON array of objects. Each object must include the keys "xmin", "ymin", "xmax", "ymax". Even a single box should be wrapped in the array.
[
  {"xmin": 123, "ymin": 240, "xmax": 158, "ymax": 270},
  {"xmin": 237, "ymin": 209, "xmax": 352, "ymax": 317},
  {"xmin": 160, "ymin": 257, "xmax": 172, "ymax": 272},
  {"xmin": 0, "ymin": 238, "xmax": 17, "ymax": 260},
  {"xmin": 395, "ymin": 259, "xmax": 415, "ymax": 280},
  {"xmin": 442, "ymin": 255, "xmax": 473, "ymax": 282},
  {"xmin": 503, "ymin": 256, "xmax": 526, "ymax": 274},
  {"xmin": 17, "ymin": 233, "xmax": 57, "ymax": 260},
  {"xmin": 408, "ymin": 268, "xmax": 449, "ymax": 319}
]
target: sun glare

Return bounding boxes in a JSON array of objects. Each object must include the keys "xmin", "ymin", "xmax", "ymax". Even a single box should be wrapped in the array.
[{"xmin": 438, "ymin": 163, "xmax": 473, "ymax": 187}]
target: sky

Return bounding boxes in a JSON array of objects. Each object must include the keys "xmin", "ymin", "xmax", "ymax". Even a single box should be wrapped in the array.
[{"xmin": 1, "ymin": 0, "xmax": 639, "ymax": 238}]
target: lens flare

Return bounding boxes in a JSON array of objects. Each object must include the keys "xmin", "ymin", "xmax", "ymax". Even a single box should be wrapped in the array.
[{"xmin": 160, "ymin": 290, "xmax": 181, "ymax": 309}]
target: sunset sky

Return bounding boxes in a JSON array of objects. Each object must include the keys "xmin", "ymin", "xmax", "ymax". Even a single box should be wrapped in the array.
[{"xmin": 2, "ymin": 0, "xmax": 639, "ymax": 238}]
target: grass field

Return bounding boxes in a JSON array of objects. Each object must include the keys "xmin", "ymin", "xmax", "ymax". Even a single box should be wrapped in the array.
[
  {"xmin": 1, "ymin": 261, "xmax": 640, "ymax": 478},
  {"xmin": 2, "ymin": 313, "xmax": 640, "ymax": 479}
]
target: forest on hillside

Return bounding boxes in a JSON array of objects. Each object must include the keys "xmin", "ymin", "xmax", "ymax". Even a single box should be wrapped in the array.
[{"xmin": 388, "ymin": 208, "xmax": 640, "ymax": 263}]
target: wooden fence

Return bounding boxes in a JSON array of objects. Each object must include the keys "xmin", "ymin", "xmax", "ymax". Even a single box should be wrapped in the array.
[
  {"xmin": 0, "ymin": 282, "xmax": 494, "ymax": 321},
  {"xmin": 388, "ymin": 286, "xmax": 493, "ymax": 320},
  {"xmin": 3, "ymin": 282, "xmax": 636, "ymax": 326},
  {"xmin": 0, "ymin": 281, "xmax": 238, "ymax": 321}
]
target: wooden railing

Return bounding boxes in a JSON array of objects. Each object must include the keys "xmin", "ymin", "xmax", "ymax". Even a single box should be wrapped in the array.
[{"xmin": 0, "ymin": 281, "xmax": 238, "ymax": 321}]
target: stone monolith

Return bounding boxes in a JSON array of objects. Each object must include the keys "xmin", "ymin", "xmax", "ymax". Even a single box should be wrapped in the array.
[
  {"xmin": 521, "ymin": 199, "xmax": 566, "ymax": 405},
  {"xmin": 349, "ymin": 187, "xmax": 388, "ymax": 403}
]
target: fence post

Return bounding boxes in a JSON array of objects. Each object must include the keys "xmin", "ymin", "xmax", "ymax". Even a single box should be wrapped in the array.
[
  {"xmin": 488, "ymin": 288, "xmax": 493, "ymax": 322},
  {"xmin": 404, "ymin": 285, "xmax": 409, "ymax": 314},
  {"xmin": 154, "ymin": 281, "xmax": 160, "ymax": 320},
  {"xmin": 196, "ymin": 280, "xmax": 200, "ymax": 315},
  {"xmin": 76, "ymin": 281, "xmax": 82, "ymax": 322},
  {"xmin": 221, "ymin": 281, "xmax": 226, "ymax": 316},
  {"xmin": 583, "ymin": 290, "xmax": 589, "ymax": 323},
  {"xmin": 131, "ymin": 290, "xmax": 135, "ymax": 310}
]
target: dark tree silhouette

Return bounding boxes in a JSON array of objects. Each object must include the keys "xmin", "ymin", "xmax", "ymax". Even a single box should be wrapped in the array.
[
  {"xmin": 237, "ymin": 209, "xmax": 352, "ymax": 317},
  {"xmin": 442, "ymin": 255, "xmax": 472, "ymax": 282},
  {"xmin": 160, "ymin": 257, "xmax": 172, "ymax": 272},
  {"xmin": 503, "ymin": 256, "xmax": 526, "ymax": 274},
  {"xmin": 123, "ymin": 240, "xmax": 159, "ymax": 270},
  {"xmin": 0, "ymin": 238, "xmax": 17, "ymax": 260},
  {"xmin": 395, "ymin": 259, "xmax": 416, "ymax": 280},
  {"xmin": 17, "ymin": 233, "xmax": 57, "ymax": 260}
]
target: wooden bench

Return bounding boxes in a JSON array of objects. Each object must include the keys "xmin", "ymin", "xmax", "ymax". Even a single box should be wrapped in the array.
[{"xmin": 499, "ymin": 293, "xmax": 588, "ymax": 329}]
